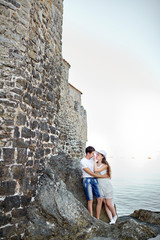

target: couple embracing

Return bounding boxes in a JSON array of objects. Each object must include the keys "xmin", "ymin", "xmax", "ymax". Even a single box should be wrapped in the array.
[{"xmin": 80, "ymin": 146, "xmax": 117, "ymax": 224}]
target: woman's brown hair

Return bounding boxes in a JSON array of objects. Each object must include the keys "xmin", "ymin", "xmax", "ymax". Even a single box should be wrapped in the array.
[{"xmin": 101, "ymin": 155, "xmax": 111, "ymax": 178}]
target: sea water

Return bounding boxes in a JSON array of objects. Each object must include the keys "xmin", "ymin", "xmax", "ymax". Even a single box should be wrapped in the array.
[{"xmin": 112, "ymin": 176, "xmax": 160, "ymax": 216}]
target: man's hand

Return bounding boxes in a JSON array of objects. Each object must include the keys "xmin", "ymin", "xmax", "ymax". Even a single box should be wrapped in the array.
[{"xmin": 83, "ymin": 168, "xmax": 109, "ymax": 178}]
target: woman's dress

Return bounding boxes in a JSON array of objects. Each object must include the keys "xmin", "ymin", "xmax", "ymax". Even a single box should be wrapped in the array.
[{"xmin": 97, "ymin": 164, "xmax": 113, "ymax": 199}]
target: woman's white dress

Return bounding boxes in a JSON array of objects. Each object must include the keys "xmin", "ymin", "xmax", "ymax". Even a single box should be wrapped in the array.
[{"xmin": 97, "ymin": 164, "xmax": 113, "ymax": 199}]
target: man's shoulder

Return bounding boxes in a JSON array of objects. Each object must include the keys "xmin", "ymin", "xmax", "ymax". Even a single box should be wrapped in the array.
[
  {"xmin": 80, "ymin": 157, "xmax": 94, "ymax": 164},
  {"xmin": 80, "ymin": 157, "xmax": 86, "ymax": 163}
]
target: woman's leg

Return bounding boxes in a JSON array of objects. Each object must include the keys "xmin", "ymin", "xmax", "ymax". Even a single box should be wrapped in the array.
[
  {"xmin": 104, "ymin": 199, "xmax": 112, "ymax": 220},
  {"xmin": 105, "ymin": 199, "xmax": 117, "ymax": 217}
]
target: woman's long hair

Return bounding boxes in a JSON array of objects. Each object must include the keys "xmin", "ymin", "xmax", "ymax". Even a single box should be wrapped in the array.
[{"xmin": 101, "ymin": 155, "xmax": 111, "ymax": 178}]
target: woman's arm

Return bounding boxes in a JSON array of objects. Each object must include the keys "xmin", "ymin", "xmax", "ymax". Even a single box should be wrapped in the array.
[
  {"xmin": 94, "ymin": 157, "xmax": 107, "ymax": 173},
  {"xmin": 95, "ymin": 164, "xmax": 107, "ymax": 173},
  {"xmin": 83, "ymin": 167, "xmax": 108, "ymax": 178}
]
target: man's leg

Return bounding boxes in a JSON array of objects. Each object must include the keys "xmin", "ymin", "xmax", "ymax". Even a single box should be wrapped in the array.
[
  {"xmin": 92, "ymin": 178, "xmax": 103, "ymax": 219},
  {"xmin": 96, "ymin": 197, "xmax": 103, "ymax": 219},
  {"xmin": 88, "ymin": 200, "xmax": 93, "ymax": 216},
  {"xmin": 83, "ymin": 178, "xmax": 93, "ymax": 216}
]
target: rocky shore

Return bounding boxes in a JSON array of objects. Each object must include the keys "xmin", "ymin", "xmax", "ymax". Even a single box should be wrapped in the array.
[
  {"xmin": 21, "ymin": 153, "xmax": 160, "ymax": 240},
  {"xmin": 1, "ymin": 0, "xmax": 159, "ymax": 239}
]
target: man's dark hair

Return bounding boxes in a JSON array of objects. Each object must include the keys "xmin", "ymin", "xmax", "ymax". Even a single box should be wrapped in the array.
[{"xmin": 85, "ymin": 146, "xmax": 95, "ymax": 154}]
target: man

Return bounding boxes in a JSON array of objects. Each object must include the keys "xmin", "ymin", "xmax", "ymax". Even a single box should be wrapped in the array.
[{"xmin": 80, "ymin": 146, "xmax": 108, "ymax": 219}]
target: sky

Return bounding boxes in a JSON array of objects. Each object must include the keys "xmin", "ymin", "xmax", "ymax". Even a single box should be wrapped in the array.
[{"xmin": 62, "ymin": 0, "xmax": 160, "ymax": 178}]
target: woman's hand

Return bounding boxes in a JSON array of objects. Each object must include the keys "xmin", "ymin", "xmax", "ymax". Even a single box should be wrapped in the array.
[{"xmin": 93, "ymin": 154, "xmax": 97, "ymax": 162}]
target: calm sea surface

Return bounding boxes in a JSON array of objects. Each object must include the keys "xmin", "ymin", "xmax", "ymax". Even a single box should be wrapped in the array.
[{"xmin": 112, "ymin": 176, "xmax": 160, "ymax": 216}]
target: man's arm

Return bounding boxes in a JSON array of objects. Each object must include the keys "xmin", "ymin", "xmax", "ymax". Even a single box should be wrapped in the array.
[{"xmin": 83, "ymin": 167, "xmax": 109, "ymax": 178}]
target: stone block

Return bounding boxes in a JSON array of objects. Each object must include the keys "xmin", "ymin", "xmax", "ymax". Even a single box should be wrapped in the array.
[
  {"xmin": 40, "ymin": 158, "xmax": 45, "ymax": 164},
  {"xmin": 74, "ymin": 101, "xmax": 79, "ymax": 112},
  {"xmin": 39, "ymin": 122, "xmax": 48, "ymax": 131},
  {"xmin": 26, "ymin": 160, "xmax": 33, "ymax": 166},
  {"xmin": 20, "ymin": 177, "xmax": 30, "ymax": 193},
  {"xmin": 26, "ymin": 167, "xmax": 33, "ymax": 176},
  {"xmin": 0, "ymin": 81, "xmax": 4, "ymax": 89},
  {"xmin": 20, "ymin": 103, "xmax": 27, "ymax": 112},
  {"xmin": 32, "ymin": 69, "xmax": 40, "ymax": 80},
  {"xmin": 13, "ymin": 138, "xmax": 30, "ymax": 148},
  {"xmin": 46, "ymin": 92, "xmax": 54, "ymax": 102},
  {"xmin": 0, "ymin": 215, "xmax": 10, "ymax": 226},
  {"xmin": 34, "ymin": 160, "xmax": 39, "ymax": 168},
  {"xmin": 0, "ymin": 133, "xmax": 11, "ymax": 139},
  {"xmin": 27, "ymin": 83, "xmax": 34, "ymax": 93},
  {"xmin": 0, "ymin": 92, "xmax": 6, "ymax": 98},
  {"xmin": 12, "ymin": 165, "xmax": 25, "ymax": 180},
  {"xmin": 16, "ymin": 112, "xmax": 26, "ymax": 125},
  {"xmin": 21, "ymin": 127, "xmax": 32, "ymax": 138},
  {"xmin": 14, "ymin": 126, "xmax": 20, "ymax": 138},
  {"xmin": 23, "ymin": 92, "xmax": 31, "ymax": 105},
  {"xmin": 0, "ymin": 99, "xmax": 18, "ymax": 108},
  {"xmin": 35, "ymin": 87, "xmax": 42, "ymax": 96},
  {"xmin": 41, "ymin": 111, "xmax": 47, "ymax": 118},
  {"xmin": 50, "ymin": 135, "xmax": 58, "ymax": 144},
  {"xmin": 9, "ymin": 48, "xmax": 22, "ymax": 59},
  {"xmin": 28, "ymin": 49, "xmax": 37, "ymax": 61},
  {"xmin": 4, "ymin": 119, "xmax": 14, "ymax": 126},
  {"xmin": 42, "ymin": 133, "xmax": 49, "ymax": 142},
  {"xmin": 48, "ymin": 113, "xmax": 53, "ymax": 121},
  {"xmin": 45, "ymin": 148, "xmax": 50, "ymax": 155},
  {"xmin": 0, "ymin": 225, "xmax": 15, "ymax": 238},
  {"xmin": 11, "ymin": 88, "xmax": 23, "ymax": 96},
  {"xmin": 0, "ymin": 180, "xmax": 16, "ymax": 195},
  {"xmin": 31, "ymin": 131, "xmax": 35, "ymax": 138},
  {"xmin": 0, "ymin": 106, "xmax": 4, "ymax": 116},
  {"xmin": 28, "ymin": 150, "xmax": 33, "ymax": 157},
  {"xmin": 3, "ymin": 148, "xmax": 15, "ymax": 163},
  {"xmin": 32, "ymin": 108, "xmax": 39, "ymax": 118},
  {"xmin": 30, "ymin": 175, "xmax": 37, "ymax": 186},
  {"xmin": 17, "ymin": 148, "xmax": 27, "ymax": 163},
  {"xmin": 12, "ymin": 208, "xmax": 27, "ymax": 218},
  {"xmin": 16, "ymin": 78, "xmax": 28, "ymax": 90},
  {"xmin": 31, "ymin": 96, "xmax": 41, "ymax": 109},
  {"xmin": 30, "ymin": 120, "xmax": 39, "ymax": 130},
  {"xmin": 50, "ymin": 77, "xmax": 57, "ymax": 88},
  {"xmin": 2, "ymin": 196, "xmax": 20, "ymax": 212},
  {"xmin": 21, "ymin": 195, "xmax": 31, "ymax": 207},
  {"xmin": 0, "ymin": 165, "xmax": 10, "ymax": 180},
  {"xmin": 0, "ymin": 132, "xmax": 11, "ymax": 139},
  {"xmin": 35, "ymin": 148, "xmax": 44, "ymax": 159}
]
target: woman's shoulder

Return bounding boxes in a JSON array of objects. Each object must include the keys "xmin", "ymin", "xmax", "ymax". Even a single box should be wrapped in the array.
[{"xmin": 98, "ymin": 164, "xmax": 107, "ymax": 169}]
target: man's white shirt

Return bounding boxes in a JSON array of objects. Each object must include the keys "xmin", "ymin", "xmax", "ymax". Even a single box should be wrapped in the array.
[{"xmin": 80, "ymin": 157, "xmax": 94, "ymax": 178}]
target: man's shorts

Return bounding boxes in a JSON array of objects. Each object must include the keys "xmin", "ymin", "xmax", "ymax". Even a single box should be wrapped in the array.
[{"xmin": 83, "ymin": 177, "xmax": 102, "ymax": 201}]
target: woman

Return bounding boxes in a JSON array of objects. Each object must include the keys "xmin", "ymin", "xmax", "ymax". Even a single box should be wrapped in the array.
[{"xmin": 94, "ymin": 150, "xmax": 117, "ymax": 224}]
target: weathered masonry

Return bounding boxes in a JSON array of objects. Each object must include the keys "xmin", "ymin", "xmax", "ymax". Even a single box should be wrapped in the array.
[
  {"xmin": 59, "ymin": 59, "xmax": 87, "ymax": 159},
  {"xmin": 0, "ymin": 0, "xmax": 87, "ymax": 238}
]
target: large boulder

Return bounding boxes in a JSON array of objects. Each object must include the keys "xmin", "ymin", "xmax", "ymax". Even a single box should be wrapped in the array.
[
  {"xmin": 24, "ymin": 153, "xmax": 160, "ymax": 240},
  {"xmin": 131, "ymin": 209, "xmax": 160, "ymax": 224}
]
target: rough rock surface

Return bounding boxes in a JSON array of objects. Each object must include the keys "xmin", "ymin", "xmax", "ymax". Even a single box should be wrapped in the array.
[
  {"xmin": 131, "ymin": 209, "xmax": 160, "ymax": 224},
  {"xmin": 23, "ymin": 153, "xmax": 160, "ymax": 240}
]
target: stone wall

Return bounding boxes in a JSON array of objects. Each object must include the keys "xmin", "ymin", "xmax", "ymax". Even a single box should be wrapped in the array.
[
  {"xmin": 58, "ymin": 59, "xmax": 87, "ymax": 159},
  {"xmin": 0, "ymin": 0, "xmax": 87, "ymax": 238}
]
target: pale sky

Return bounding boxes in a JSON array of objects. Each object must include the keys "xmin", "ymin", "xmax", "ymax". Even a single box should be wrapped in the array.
[{"xmin": 62, "ymin": 0, "xmax": 160, "ymax": 178}]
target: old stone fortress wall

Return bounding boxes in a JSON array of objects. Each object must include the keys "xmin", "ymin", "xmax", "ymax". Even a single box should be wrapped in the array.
[{"xmin": 0, "ymin": 0, "xmax": 87, "ymax": 236}]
